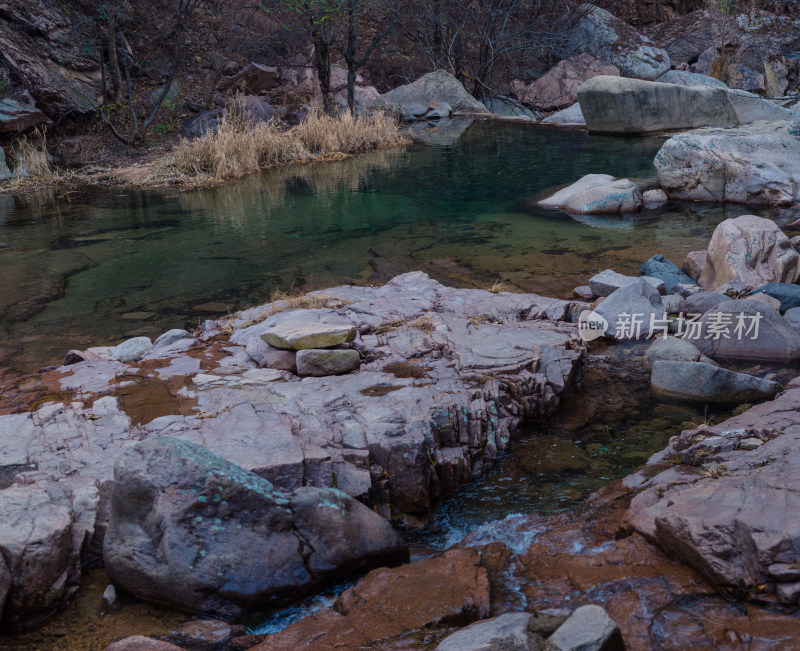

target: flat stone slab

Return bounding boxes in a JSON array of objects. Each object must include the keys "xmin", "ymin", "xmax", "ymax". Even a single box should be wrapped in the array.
[
  {"xmin": 261, "ymin": 321, "xmax": 356, "ymax": 350},
  {"xmin": 296, "ymin": 349, "xmax": 360, "ymax": 376}
]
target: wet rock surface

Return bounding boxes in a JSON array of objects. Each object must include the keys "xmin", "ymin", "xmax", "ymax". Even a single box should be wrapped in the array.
[
  {"xmin": 249, "ymin": 548, "xmax": 491, "ymax": 650},
  {"xmin": 103, "ymin": 437, "xmax": 407, "ymax": 619}
]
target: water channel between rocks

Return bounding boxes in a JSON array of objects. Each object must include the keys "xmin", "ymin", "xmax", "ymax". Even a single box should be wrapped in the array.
[{"xmin": 2, "ymin": 119, "xmax": 800, "ymax": 645}]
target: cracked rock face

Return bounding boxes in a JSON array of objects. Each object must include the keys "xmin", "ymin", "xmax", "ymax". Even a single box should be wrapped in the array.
[
  {"xmin": 0, "ymin": 273, "xmax": 585, "ymax": 625},
  {"xmin": 103, "ymin": 437, "xmax": 408, "ymax": 620},
  {"xmin": 626, "ymin": 386, "xmax": 800, "ymax": 602}
]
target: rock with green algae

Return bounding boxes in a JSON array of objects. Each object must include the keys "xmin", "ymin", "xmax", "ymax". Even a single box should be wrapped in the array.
[{"xmin": 103, "ymin": 437, "xmax": 408, "ymax": 620}]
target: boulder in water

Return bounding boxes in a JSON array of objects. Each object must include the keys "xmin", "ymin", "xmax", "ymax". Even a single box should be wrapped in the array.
[{"xmin": 538, "ymin": 174, "xmax": 641, "ymax": 214}]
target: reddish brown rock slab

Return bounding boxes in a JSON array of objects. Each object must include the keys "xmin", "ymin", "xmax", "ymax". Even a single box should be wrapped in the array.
[
  {"xmin": 250, "ymin": 548, "xmax": 490, "ymax": 650},
  {"xmin": 626, "ymin": 386, "xmax": 800, "ymax": 600},
  {"xmin": 495, "ymin": 481, "xmax": 800, "ymax": 650}
]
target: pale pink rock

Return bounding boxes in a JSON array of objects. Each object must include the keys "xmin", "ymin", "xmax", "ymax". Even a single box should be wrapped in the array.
[
  {"xmin": 699, "ymin": 215, "xmax": 800, "ymax": 290},
  {"xmin": 516, "ymin": 54, "xmax": 619, "ymax": 111}
]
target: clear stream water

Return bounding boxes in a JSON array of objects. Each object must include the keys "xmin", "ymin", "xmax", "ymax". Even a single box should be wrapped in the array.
[
  {"xmin": 2, "ymin": 119, "xmax": 791, "ymax": 374},
  {"xmin": 2, "ymin": 119, "xmax": 799, "ymax": 636}
]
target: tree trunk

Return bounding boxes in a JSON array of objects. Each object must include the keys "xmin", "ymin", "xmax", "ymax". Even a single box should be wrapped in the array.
[
  {"xmin": 312, "ymin": 27, "xmax": 334, "ymax": 114},
  {"xmin": 106, "ymin": 22, "xmax": 123, "ymax": 101}
]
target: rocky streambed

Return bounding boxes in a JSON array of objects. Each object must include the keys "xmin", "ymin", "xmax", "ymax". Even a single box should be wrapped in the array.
[{"xmin": 0, "ymin": 272, "xmax": 588, "ymax": 638}]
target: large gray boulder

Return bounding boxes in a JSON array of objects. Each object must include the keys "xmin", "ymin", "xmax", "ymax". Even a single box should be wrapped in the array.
[
  {"xmin": 594, "ymin": 278, "xmax": 665, "ymax": 340},
  {"xmin": 651, "ymin": 360, "xmax": 781, "ymax": 403},
  {"xmin": 655, "ymin": 123, "xmax": 800, "ymax": 206},
  {"xmin": 688, "ymin": 300, "xmax": 800, "ymax": 362},
  {"xmin": 726, "ymin": 90, "xmax": 798, "ymax": 124},
  {"xmin": 577, "ymin": 76, "xmax": 737, "ymax": 134},
  {"xmin": 564, "ymin": 4, "xmax": 669, "ymax": 80},
  {"xmin": 698, "ymin": 216, "xmax": 799, "ymax": 290},
  {"xmin": 538, "ymin": 174, "xmax": 641, "ymax": 214},
  {"xmin": 103, "ymin": 437, "xmax": 408, "ymax": 620},
  {"xmin": 376, "ymin": 70, "xmax": 487, "ymax": 114}
]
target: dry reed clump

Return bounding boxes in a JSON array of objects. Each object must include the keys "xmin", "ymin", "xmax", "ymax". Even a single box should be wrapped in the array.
[
  {"xmin": 151, "ymin": 110, "xmax": 409, "ymax": 186},
  {"xmin": 0, "ymin": 130, "xmax": 73, "ymax": 192}
]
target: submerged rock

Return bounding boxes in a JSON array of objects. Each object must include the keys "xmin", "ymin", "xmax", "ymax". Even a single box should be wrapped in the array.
[
  {"xmin": 103, "ymin": 437, "xmax": 407, "ymax": 620},
  {"xmin": 577, "ymin": 76, "xmax": 737, "ymax": 134},
  {"xmin": 162, "ymin": 619, "xmax": 246, "ymax": 650},
  {"xmin": 538, "ymin": 174, "xmax": 642, "ymax": 214},
  {"xmin": 105, "ymin": 637, "xmax": 183, "ymax": 651},
  {"xmin": 643, "ymin": 336, "xmax": 703, "ymax": 368},
  {"xmin": 651, "ymin": 360, "xmax": 781, "ymax": 403}
]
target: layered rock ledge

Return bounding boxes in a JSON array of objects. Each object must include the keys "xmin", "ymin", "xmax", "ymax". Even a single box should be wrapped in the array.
[{"xmin": 0, "ymin": 272, "xmax": 586, "ymax": 629}]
